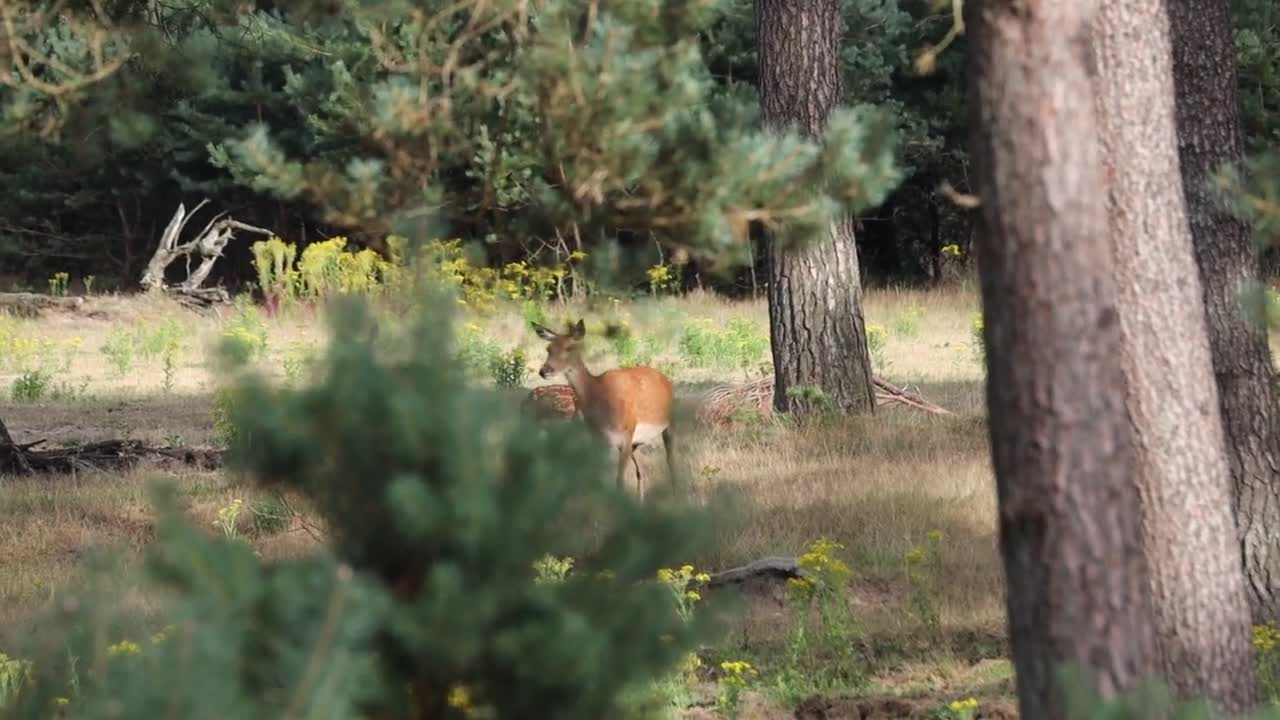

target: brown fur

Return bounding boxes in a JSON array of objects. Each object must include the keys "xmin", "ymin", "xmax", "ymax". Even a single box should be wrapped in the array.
[
  {"xmin": 531, "ymin": 319, "xmax": 678, "ymax": 498},
  {"xmin": 523, "ymin": 384, "xmax": 580, "ymax": 420}
]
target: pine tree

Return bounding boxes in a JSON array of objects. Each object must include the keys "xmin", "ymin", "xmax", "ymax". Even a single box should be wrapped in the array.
[{"xmin": 964, "ymin": 0, "xmax": 1160, "ymax": 716}]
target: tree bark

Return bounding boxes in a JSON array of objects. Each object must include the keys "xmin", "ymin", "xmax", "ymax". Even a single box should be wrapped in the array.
[
  {"xmin": 1170, "ymin": 0, "xmax": 1280, "ymax": 625},
  {"xmin": 755, "ymin": 0, "xmax": 876, "ymax": 415},
  {"xmin": 965, "ymin": 1, "xmax": 1159, "ymax": 717},
  {"xmin": 1091, "ymin": 0, "xmax": 1259, "ymax": 712}
]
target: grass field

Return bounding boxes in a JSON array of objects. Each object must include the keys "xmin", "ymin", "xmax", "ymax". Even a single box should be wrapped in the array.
[{"xmin": 0, "ymin": 282, "xmax": 1024, "ymax": 717}]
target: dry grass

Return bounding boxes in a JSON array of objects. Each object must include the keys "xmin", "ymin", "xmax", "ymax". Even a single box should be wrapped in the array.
[{"xmin": 1, "ymin": 283, "xmax": 998, "ymax": 706}]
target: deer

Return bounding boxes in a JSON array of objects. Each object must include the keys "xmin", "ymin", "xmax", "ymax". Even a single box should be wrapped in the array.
[
  {"xmin": 522, "ymin": 383, "xmax": 580, "ymax": 421},
  {"xmin": 531, "ymin": 319, "xmax": 677, "ymax": 499}
]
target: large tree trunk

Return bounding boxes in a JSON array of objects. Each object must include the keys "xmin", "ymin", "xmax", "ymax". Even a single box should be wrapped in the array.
[
  {"xmin": 965, "ymin": 1, "xmax": 1159, "ymax": 717},
  {"xmin": 1092, "ymin": 0, "xmax": 1258, "ymax": 712},
  {"xmin": 755, "ymin": 0, "xmax": 876, "ymax": 415},
  {"xmin": 1170, "ymin": 0, "xmax": 1280, "ymax": 625}
]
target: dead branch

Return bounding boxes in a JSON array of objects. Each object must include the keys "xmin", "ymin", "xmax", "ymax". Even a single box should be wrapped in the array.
[
  {"xmin": 140, "ymin": 201, "xmax": 275, "ymax": 306},
  {"xmin": 704, "ymin": 556, "xmax": 811, "ymax": 589},
  {"xmin": 699, "ymin": 374, "xmax": 954, "ymax": 427},
  {"xmin": 872, "ymin": 377, "xmax": 954, "ymax": 416},
  {"xmin": 0, "ymin": 417, "xmax": 223, "ymax": 476}
]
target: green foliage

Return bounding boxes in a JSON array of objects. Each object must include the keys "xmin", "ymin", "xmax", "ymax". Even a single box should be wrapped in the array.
[
  {"xmin": 489, "ymin": 347, "xmax": 530, "ymax": 389},
  {"xmin": 46, "ymin": 272, "xmax": 69, "ymax": 296},
  {"xmin": 971, "ymin": 313, "xmax": 986, "ymax": 368},
  {"xmin": 161, "ymin": 338, "xmax": 181, "ymax": 394},
  {"xmin": 252, "ymin": 237, "xmax": 300, "ymax": 309},
  {"xmin": 717, "ymin": 660, "xmax": 759, "ymax": 720},
  {"xmin": 455, "ymin": 322, "xmax": 503, "ymax": 379},
  {"xmin": 904, "ymin": 531, "xmax": 945, "ymax": 642},
  {"xmin": 11, "ymin": 370, "xmax": 50, "ymax": 403},
  {"xmin": 96, "ymin": 321, "xmax": 184, "ymax": 378},
  {"xmin": 1233, "ymin": 0, "xmax": 1280, "ymax": 155},
  {"xmin": 770, "ymin": 539, "xmax": 863, "ymax": 705},
  {"xmin": 7, "ymin": 0, "xmax": 1280, "ymax": 291},
  {"xmin": 211, "ymin": 386, "xmax": 239, "ymax": 449},
  {"xmin": 866, "ymin": 323, "xmax": 889, "ymax": 371},
  {"xmin": 0, "ymin": 653, "xmax": 31, "ymax": 708},
  {"xmin": 892, "ymin": 303, "xmax": 924, "ymax": 338},
  {"xmin": 282, "ymin": 341, "xmax": 319, "ymax": 385},
  {"xmin": 99, "ymin": 327, "xmax": 135, "ymax": 377},
  {"xmin": 296, "ymin": 237, "xmax": 394, "ymax": 298},
  {"xmin": 678, "ymin": 318, "xmax": 768, "ymax": 371},
  {"xmin": 9, "ymin": 0, "xmax": 917, "ymax": 286},
  {"xmin": 219, "ymin": 298, "xmax": 269, "ymax": 365},
  {"xmin": 1256, "ymin": 622, "xmax": 1280, "ymax": 703},
  {"xmin": 604, "ymin": 321, "xmax": 663, "ymax": 369}
]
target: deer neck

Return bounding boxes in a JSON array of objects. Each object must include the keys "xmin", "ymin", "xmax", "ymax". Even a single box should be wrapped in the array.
[{"xmin": 562, "ymin": 354, "xmax": 599, "ymax": 404}]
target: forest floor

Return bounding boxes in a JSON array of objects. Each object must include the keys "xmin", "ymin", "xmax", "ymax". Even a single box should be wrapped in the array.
[{"xmin": 0, "ymin": 282, "xmax": 1033, "ymax": 718}]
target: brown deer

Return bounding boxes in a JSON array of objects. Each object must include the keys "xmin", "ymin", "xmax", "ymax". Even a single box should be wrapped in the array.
[{"xmin": 531, "ymin": 319, "xmax": 677, "ymax": 498}]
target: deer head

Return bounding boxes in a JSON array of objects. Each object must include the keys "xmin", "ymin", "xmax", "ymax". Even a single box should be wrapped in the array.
[{"xmin": 531, "ymin": 319, "xmax": 586, "ymax": 379}]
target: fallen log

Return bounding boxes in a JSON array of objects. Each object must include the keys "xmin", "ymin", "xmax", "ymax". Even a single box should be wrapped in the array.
[
  {"xmin": 0, "ymin": 417, "xmax": 223, "ymax": 476},
  {"xmin": 704, "ymin": 556, "xmax": 811, "ymax": 589},
  {"xmin": 0, "ymin": 292, "xmax": 87, "ymax": 318}
]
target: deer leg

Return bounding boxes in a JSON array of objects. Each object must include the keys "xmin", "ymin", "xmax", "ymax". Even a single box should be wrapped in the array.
[
  {"xmin": 630, "ymin": 444, "xmax": 644, "ymax": 500},
  {"xmin": 617, "ymin": 442, "xmax": 634, "ymax": 493}
]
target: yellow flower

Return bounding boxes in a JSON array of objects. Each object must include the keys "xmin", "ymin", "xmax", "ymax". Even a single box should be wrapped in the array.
[
  {"xmin": 447, "ymin": 684, "xmax": 472, "ymax": 709},
  {"xmin": 928, "ymin": 529, "xmax": 943, "ymax": 543},
  {"xmin": 695, "ymin": 573, "xmax": 711, "ymax": 584},
  {"xmin": 718, "ymin": 659, "xmax": 758, "ymax": 689},
  {"xmin": 1255, "ymin": 623, "xmax": 1279, "ymax": 652},
  {"xmin": 107, "ymin": 640, "xmax": 142, "ymax": 657},
  {"xmin": 151, "ymin": 624, "xmax": 176, "ymax": 644},
  {"xmin": 685, "ymin": 590, "xmax": 702, "ymax": 603},
  {"xmin": 904, "ymin": 547, "xmax": 925, "ymax": 565},
  {"xmin": 53, "ymin": 697, "xmax": 69, "ymax": 707},
  {"xmin": 948, "ymin": 697, "xmax": 978, "ymax": 712},
  {"xmin": 788, "ymin": 576, "xmax": 816, "ymax": 591},
  {"xmin": 797, "ymin": 538, "xmax": 852, "ymax": 588}
]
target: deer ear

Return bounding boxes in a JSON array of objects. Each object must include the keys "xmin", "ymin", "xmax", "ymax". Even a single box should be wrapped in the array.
[
  {"xmin": 570, "ymin": 319, "xmax": 586, "ymax": 340},
  {"xmin": 531, "ymin": 322, "xmax": 558, "ymax": 341}
]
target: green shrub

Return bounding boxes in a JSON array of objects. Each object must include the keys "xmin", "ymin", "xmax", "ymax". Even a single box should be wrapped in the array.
[
  {"xmin": 219, "ymin": 299, "xmax": 269, "ymax": 365},
  {"xmin": 678, "ymin": 318, "xmax": 768, "ymax": 371},
  {"xmin": 891, "ymin": 303, "xmax": 924, "ymax": 337},
  {"xmin": 100, "ymin": 327, "xmax": 135, "ymax": 377},
  {"xmin": 455, "ymin": 322, "xmax": 503, "ymax": 378},
  {"xmin": 489, "ymin": 347, "xmax": 530, "ymax": 388},
  {"xmin": 11, "ymin": 370, "xmax": 49, "ymax": 403},
  {"xmin": 135, "ymin": 320, "xmax": 184, "ymax": 362}
]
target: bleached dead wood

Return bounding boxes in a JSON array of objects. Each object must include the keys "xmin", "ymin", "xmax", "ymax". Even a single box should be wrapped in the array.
[{"xmin": 140, "ymin": 200, "xmax": 275, "ymax": 306}]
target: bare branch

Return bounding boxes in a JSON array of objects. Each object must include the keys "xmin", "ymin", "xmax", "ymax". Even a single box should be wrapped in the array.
[{"xmin": 140, "ymin": 201, "xmax": 276, "ymax": 306}]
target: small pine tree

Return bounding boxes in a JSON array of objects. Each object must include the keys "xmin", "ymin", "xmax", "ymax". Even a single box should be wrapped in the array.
[{"xmin": 4, "ymin": 277, "xmax": 713, "ymax": 719}]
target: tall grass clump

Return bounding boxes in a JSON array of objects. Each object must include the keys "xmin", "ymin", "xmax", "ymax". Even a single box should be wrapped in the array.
[{"xmin": 2, "ymin": 282, "xmax": 716, "ymax": 720}]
